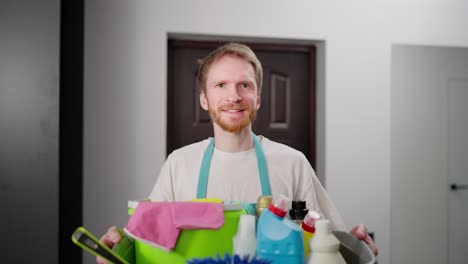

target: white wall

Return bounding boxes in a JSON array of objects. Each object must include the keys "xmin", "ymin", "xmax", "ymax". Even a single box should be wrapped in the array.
[{"xmin": 83, "ymin": 1, "xmax": 468, "ymax": 263}]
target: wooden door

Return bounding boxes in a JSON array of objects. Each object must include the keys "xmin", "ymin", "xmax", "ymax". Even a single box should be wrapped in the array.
[{"xmin": 167, "ymin": 40, "xmax": 316, "ymax": 167}]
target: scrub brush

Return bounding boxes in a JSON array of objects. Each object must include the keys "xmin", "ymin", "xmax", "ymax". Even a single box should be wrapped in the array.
[
  {"xmin": 187, "ymin": 253, "xmax": 271, "ymax": 264},
  {"xmin": 112, "ymin": 231, "xmax": 135, "ymax": 264}
]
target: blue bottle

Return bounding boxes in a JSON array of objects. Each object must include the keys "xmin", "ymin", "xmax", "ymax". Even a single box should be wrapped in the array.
[{"xmin": 256, "ymin": 195, "xmax": 304, "ymax": 264}]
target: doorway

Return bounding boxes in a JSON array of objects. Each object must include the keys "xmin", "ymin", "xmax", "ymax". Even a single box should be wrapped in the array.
[
  {"xmin": 167, "ymin": 39, "xmax": 318, "ymax": 168},
  {"xmin": 391, "ymin": 45, "xmax": 468, "ymax": 264}
]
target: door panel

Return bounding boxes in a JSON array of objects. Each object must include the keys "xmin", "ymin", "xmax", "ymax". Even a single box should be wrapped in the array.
[
  {"xmin": 169, "ymin": 47, "xmax": 215, "ymax": 148},
  {"xmin": 447, "ymin": 78, "xmax": 468, "ymax": 264},
  {"xmin": 253, "ymin": 50, "xmax": 311, "ymax": 158},
  {"xmin": 167, "ymin": 40, "xmax": 316, "ymax": 166}
]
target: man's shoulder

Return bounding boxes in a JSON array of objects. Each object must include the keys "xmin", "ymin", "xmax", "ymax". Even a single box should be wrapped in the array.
[
  {"xmin": 169, "ymin": 138, "xmax": 211, "ymax": 158},
  {"xmin": 261, "ymin": 137, "xmax": 307, "ymax": 160}
]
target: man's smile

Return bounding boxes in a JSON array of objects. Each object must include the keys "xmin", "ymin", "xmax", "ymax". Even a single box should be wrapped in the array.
[{"xmin": 223, "ymin": 109, "xmax": 245, "ymax": 113}]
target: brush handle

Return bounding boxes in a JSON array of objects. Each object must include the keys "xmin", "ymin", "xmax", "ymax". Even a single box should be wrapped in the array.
[{"xmin": 72, "ymin": 227, "xmax": 129, "ymax": 264}]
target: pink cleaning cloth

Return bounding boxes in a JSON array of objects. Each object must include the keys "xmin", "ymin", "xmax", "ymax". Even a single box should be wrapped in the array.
[{"xmin": 124, "ymin": 201, "xmax": 224, "ymax": 251}]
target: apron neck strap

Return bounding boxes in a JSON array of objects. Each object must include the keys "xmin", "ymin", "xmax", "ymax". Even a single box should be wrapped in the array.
[{"xmin": 196, "ymin": 132, "xmax": 272, "ymax": 199}]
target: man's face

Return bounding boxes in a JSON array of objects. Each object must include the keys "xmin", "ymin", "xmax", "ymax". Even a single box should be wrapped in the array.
[{"xmin": 200, "ymin": 54, "xmax": 261, "ymax": 134}]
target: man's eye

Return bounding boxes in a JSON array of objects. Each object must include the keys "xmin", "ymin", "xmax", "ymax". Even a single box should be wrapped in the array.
[
  {"xmin": 240, "ymin": 83, "xmax": 249, "ymax": 88},
  {"xmin": 217, "ymin": 83, "xmax": 225, "ymax": 88}
]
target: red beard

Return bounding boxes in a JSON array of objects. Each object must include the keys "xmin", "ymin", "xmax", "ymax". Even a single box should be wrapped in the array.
[{"xmin": 208, "ymin": 102, "xmax": 257, "ymax": 133}]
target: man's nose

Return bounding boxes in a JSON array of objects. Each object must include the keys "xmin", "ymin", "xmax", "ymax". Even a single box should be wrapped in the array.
[{"xmin": 226, "ymin": 85, "xmax": 242, "ymax": 102}]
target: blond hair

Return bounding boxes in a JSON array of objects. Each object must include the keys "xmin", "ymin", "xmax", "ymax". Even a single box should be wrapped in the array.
[{"xmin": 197, "ymin": 43, "xmax": 263, "ymax": 94}]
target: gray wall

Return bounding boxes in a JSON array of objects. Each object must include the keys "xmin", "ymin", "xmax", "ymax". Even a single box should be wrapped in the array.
[{"xmin": 0, "ymin": 0, "xmax": 60, "ymax": 263}]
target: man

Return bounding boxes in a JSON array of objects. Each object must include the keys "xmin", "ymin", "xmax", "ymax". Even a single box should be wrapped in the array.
[{"xmin": 98, "ymin": 43, "xmax": 378, "ymax": 263}]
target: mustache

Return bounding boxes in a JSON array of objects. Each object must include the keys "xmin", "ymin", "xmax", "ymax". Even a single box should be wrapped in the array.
[{"xmin": 218, "ymin": 102, "xmax": 251, "ymax": 111}]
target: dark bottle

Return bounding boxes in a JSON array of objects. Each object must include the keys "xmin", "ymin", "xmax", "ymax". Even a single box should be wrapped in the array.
[{"xmin": 289, "ymin": 200, "xmax": 309, "ymax": 224}]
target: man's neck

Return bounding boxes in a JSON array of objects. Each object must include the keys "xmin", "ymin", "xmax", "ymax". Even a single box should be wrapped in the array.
[{"xmin": 213, "ymin": 125, "xmax": 253, "ymax": 153}]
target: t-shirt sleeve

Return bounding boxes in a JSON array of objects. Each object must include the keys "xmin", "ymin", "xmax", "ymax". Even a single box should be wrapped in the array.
[
  {"xmin": 298, "ymin": 158, "xmax": 347, "ymax": 231},
  {"xmin": 147, "ymin": 153, "xmax": 176, "ymax": 201}
]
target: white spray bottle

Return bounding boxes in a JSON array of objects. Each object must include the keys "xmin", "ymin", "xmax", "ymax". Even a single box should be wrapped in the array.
[{"xmin": 232, "ymin": 214, "xmax": 256, "ymax": 259}]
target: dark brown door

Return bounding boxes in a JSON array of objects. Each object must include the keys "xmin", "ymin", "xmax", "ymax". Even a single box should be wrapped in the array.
[{"xmin": 167, "ymin": 40, "xmax": 316, "ymax": 167}]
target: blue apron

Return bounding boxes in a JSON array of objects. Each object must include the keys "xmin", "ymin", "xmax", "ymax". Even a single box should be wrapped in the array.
[{"xmin": 196, "ymin": 133, "xmax": 272, "ymax": 210}]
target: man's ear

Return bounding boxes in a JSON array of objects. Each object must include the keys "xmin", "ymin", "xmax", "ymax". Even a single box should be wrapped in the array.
[
  {"xmin": 256, "ymin": 94, "xmax": 261, "ymax": 110},
  {"xmin": 200, "ymin": 90, "xmax": 209, "ymax": 110}
]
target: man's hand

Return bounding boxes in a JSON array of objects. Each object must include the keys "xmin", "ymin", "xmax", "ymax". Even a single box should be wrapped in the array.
[
  {"xmin": 350, "ymin": 224, "xmax": 379, "ymax": 256},
  {"xmin": 96, "ymin": 226, "xmax": 122, "ymax": 264}
]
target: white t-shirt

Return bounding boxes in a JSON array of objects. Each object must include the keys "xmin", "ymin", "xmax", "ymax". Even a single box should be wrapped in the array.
[{"xmin": 148, "ymin": 137, "xmax": 346, "ymax": 231}]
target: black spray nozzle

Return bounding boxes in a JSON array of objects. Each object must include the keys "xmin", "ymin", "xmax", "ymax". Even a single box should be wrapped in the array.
[{"xmin": 289, "ymin": 200, "xmax": 309, "ymax": 220}]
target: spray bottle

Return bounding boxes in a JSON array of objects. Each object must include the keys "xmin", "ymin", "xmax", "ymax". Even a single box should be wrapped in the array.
[
  {"xmin": 256, "ymin": 195, "xmax": 304, "ymax": 264},
  {"xmin": 232, "ymin": 214, "xmax": 256, "ymax": 259}
]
